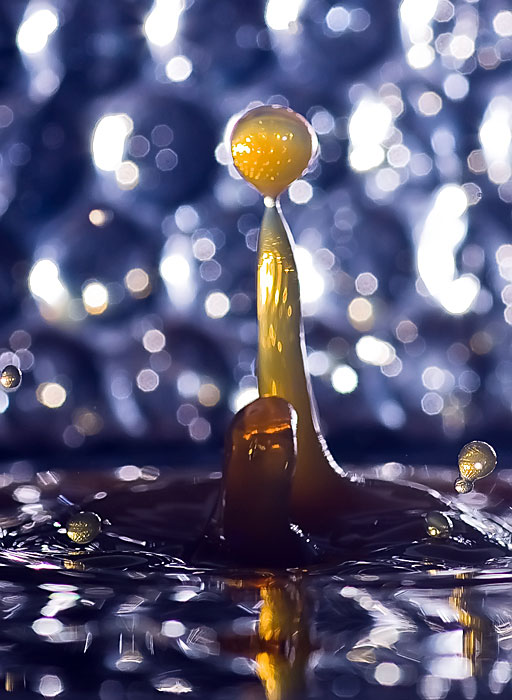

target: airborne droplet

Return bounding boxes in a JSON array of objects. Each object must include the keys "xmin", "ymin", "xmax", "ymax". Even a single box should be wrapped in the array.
[
  {"xmin": 425, "ymin": 511, "xmax": 453, "ymax": 538},
  {"xmin": 0, "ymin": 365, "xmax": 22, "ymax": 393},
  {"xmin": 454, "ymin": 477, "xmax": 473, "ymax": 495},
  {"xmin": 457, "ymin": 440, "xmax": 497, "ymax": 483},
  {"xmin": 66, "ymin": 511, "xmax": 102, "ymax": 544}
]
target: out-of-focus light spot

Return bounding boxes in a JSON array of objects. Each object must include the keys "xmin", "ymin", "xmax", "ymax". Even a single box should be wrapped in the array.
[
  {"xmin": 189, "ymin": 417, "xmax": 211, "ymax": 441},
  {"xmin": 175, "ymin": 205, "xmax": 199, "ymax": 233},
  {"xmin": 165, "ymin": 55, "xmax": 192, "ymax": 82},
  {"xmin": 32, "ymin": 617, "xmax": 63, "ymax": 636},
  {"xmin": 17, "ymin": 6, "xmax": 59, "ymax": 55},
  {"xmin": 160, "ymin": 253, "xmax": 190, "ymax": 285},
  {"xmin": 375, "ymin": 167, "xmax": 400, "ymax": 193},
  {"xmin": 387, "ymin": 144, "xmax": 410, "ymax": 168},
  {"xmin": 418, "ymin": 91, "xmax": 442, "ymax": 116},
  {"xmin": 37, "ymin": 383, "xmax": 67, "ymax": 409},
  {"xmin": 348, "ymin": 297, "xmax": 374, "ymax": 330},
  {"xmin": 74, "ymin": 409, "xmax": 103, "ymax": 436},
  {"xmin": 350, "ymin": 8, "xmax": 370, "ymax": 32},
  {"xmin": 311, "ymin": 109, "xmax": 334, "ymax": 135},
  {"xmin": 116, "ymin": 465, "xmax": 141, "ymax": 481},
  {"xmin": 136, "ymin": 368, "xmax": 159, "ymax": 392},
  {"xmin": 417, "ymin": 184, "xmax": 479, "ymax": 314},
  {"xmin": 143, "ymin": 0, "xmax": 184, "ymax": 48},
  {"xmin": 116, "ymin": 160, "xmax": 139, "ymax": 189},
  {"xmin": 162, "ymin": 620, "xmax": 186, "ymax": 638},
  {"xmin": 479, "ymin": 97, "xmax": 512, "ymax": 184},
  {"xmin": 410, "ymin": 153, "xmax": 432, "ymax": 176},
  {"xmin": 308, "ymin": 351, "xmax": 329, "ymax": 376},
  {"xmin": 0, "ymin": 393, "xmax": 9, "ymax": 414},
  {"xmin": 375, "ymin": 663, "xmax": 401, "ymax": 686},
  {"xmin": 88, "ymin": 209, "xmax": 108, "ymax": 226},
  {"xmin": 265, "ymin": 0, "xmax": 306, "ymax": 31},
  {"xmin": 325, "ymin": 5, "xmax": 350, "ymax": 33},
  {"xmin": 193, "ymin": 238, "xmax": 216, "ymax": 261},
  {"xmin": 289, "ymin": 179, "xmax": 313, "ymax": 204},
  {"xmin": 421, "ymin": 391, "xmax": 444, "ymax": 415},
  {"xmin": 494, "ymin": 11, "xmax": 512, "ymax": 37},
  {"xmin": 155, "ymin": 148, "xmax": 178, "ymax": 172},
  {"xmin": 125, "ymin": 268, "xmax": 151, "ymax": 298},
  {"xmin": 348, "ymin": 98, "xmax": 393, "ymax": 172},
  {"xmin": 407, "ymin": 43, "xmax": 435, "ymax": 69},
  {"xmin": 400, "ymin": 0, "xmax": 438, "ymax": 36},
  {"xmin": 29, "ymin": 259, "xmax": 68, "ymax": 309},
  {"xmin": 154, "ymin": 678, "xmax": 192, "ymax": 694},
  {"xmin": 422, "ymin": 366, "xmax": 445, "ymax": 390},
  {"xmin": 91, "ymin": 114, "xmax": 133, "ymax": 172},
  {"xmin": 198, "ymin": 383, "xmax": 220, "ymax": 407},
  {"xmin": 356, "ymin": 336, "xmax": 396, "ymax": 366},
  {"xmin": 39, "ymin": 674, "xmax": 63, "ymax": 698},
  {"xmin": 82, "ymin": 281, "xmax": 108, "ymax": 315},
  {"xmin": 143, "ymin": 329, "xmax": 166, "ymax": 353},
  {"xmin": 205, "ymin": 291, "xmax": 230, "ymax": 319},
  {"xmin": 381, "ymin": 356, "xmax": 403, "ymax": 377},
  {"xmin": 395, "ymin": 319, "xmax": 418, "ymax": 343},
  {"xmin": 450, "ymin": 35, "xmax": 475, "ymax": 60},
  {"xmin": 295, "ymin": 247, "xmax": 325, "ymax": 305},
  {"xmin": 231, "ymin": 386, "xmax": 259, "ymax": 412},
  {"xmin": 13, "ymin": 485, "xmax": 40, "ymax": 503},
  {"xmin": 331, "ymin": 364, "xmax": 358, "ymax": 393},
  {"xmin": 177, "ymin": 371, "xmax": 200, "ymax": 398},
  {"xmin": 443, "ymin": 73, "xmax": 469, "ymax": 101}
]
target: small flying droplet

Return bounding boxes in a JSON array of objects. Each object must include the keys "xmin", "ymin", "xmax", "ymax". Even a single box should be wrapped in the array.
[
  {"xmin": 0, "ymin": 365, "xmax": 22, "ymax": 393},
  {"xmin": 454, "ymin": 477, "xmax": 473, "ymax": 494},
  {"xmin": 66, "ymin": 511, "xmax": 102, "ymax": 544},
  {"xmin": 454, "ymin": 440, "xmax": 497, "ymax": 495},
  {"xmin": 425, "ymin": 511, "xmax": 453, "ymax": 538}
]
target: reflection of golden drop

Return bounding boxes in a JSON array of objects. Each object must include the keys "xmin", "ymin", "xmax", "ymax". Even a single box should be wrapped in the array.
[
  {"xmin": 425, "ymin": 511, "xmax": 453, "ymax": 538},
  {"xmin": 458, "ymin": 440, "xmax": 497, "ymax": 483},
  {"xmin": 454, "ymin": 477, "xmax": 473, "ymax": 494},
  {"xmin": 0, "ymin": 365, "xmax": 22, "ymax": 392},
  {"xmin": 230, "ymin": 105, "xmax": 318, "ymax": 198},
  {"xmin": 66, "ymin": 511, "xmax": 102, "ymax": 544}
]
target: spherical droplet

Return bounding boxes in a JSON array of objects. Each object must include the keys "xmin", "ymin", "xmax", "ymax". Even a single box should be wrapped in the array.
[
  {"xmin": 230, "ymin": 105, "xmax": 318, "ymax": 199},
  {"xmin": 454, "ymin": 477, "xmax": 473, "ymax": 495},
  {"xmin": 66, "ymin": 511, "xmax": 102, "ymax": 544},
  {"xmin": 425, "ymin": 511, "xmax": 453, "ymax": 538},
  {"xmin": 0, "ymin": 365, "xmax": 22, "ymax": 392},
  {"xmin": 458, "ymin": 440, "xmax": 497, "ymax": 483}
]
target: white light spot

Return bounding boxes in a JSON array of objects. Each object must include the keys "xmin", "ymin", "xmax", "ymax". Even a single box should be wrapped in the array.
[
  {"xmin": 331, "ymin": 364, "xmax": 358, "ymax": 393},
  {"xmin": 160, "ymin": 253, "xmax": 190, "ymax": 285},
  {"xmin": 494, "ymin": 11, "xmax": 512, "ymax": 37},
  {"xmin": 349, "ymin": 98, "xmax": 393, "ymax": 172},
  {"xmin": 231, "ymin": 386, "xmax": 259, "ymax": 412},
  {"xmin": 17, "ymin": 6, "xmax": 59, "ymax": 55},
  {"xmin": 265, "ymin": 0, "xmax": 306, "ymax": 31},
  {"xmin": 421, "ymin": 391, "xmax": 444, "ymax": 415},
  {"xmin": 418, "ymin": 91, "xmax": 442, "ymax": 116},
  {"xmin": 29, "ymin": 259, "xmax": 68, "ymax": 309},
  {"xmin": 142, "ymin": 329, "xmax": 166, "ymax": 353},
  {"xmin": 136, "ymin": 368, "xmax": 160, "ymax": 392},
  {"xmin": 375, "ymin": 663, "xmax": 401, "ymax": 686},
  {"xmin": 205, "ymin": 291, "xmax": 230, "ymax": 319},
  {"xmin": 165, "ymin": 55, "xmax": 192, "ymax": 82},
  {"xmin": 32, "ymin": 618, "xmax": 63, "ymax": 636},
  {"xmin": 39, "ymin": 675, "xmax": 63, "ymax": 698},
  {"xmin": 82, "ymin": 282, "xmax": 108, "ymax": 315},
  {"xmin": 295, "ymin": 247, "xmax": 325, "ymax": 304},
  {"xmin": 356, "ymin": 336, "xmax": 396, "ymax": 366},
  {"xmin": 91, "ymin": 114, "xmax": 133, "ymax": 172},
  {"xmin": 177, "ymin": 371, "xmax": 200, "ymax": 398},
  {"xmin": 326, "ymin": 5, "xmax": 350, "ymax": 33},
  {"xmin": 36, "ymin": 383, "xmax": 66, "ymax": 409},
  {"xmin": 308, "ymin": 351, "xmax": 329, "ymax": 376},
  {"xmin": 289, "ymin": 179, "xmax": 313, "ymax": 204},
  {"xmin": 143, "ymin": 0, "xmax": 184, "ymax": 47},
  {"xmin": 162, "ymin": 620, "xmax": 186, "ymax": 638},
  {"xmin": 116, "ymin": 465, "xmax": 141, "ymax": 481},
  {"xmin": 407, "ymin": 43, "xmax": 435, "ymax": 69}
]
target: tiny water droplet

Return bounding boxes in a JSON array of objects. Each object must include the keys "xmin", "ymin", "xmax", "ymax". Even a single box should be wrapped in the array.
[
  {"xmin": 454, "ymin": 477, "xmax": 473, "ymax": 494},
  {"xmin": 425, "ymin": 511, "xmax": 453, "ymax": 538},
  {"xmin": 66, "ymin": 511, "xmax": 102, "ymax": 544},
  {"xmin": 0, "ymin": 365, "xmax": 22, "ymax": 392}
]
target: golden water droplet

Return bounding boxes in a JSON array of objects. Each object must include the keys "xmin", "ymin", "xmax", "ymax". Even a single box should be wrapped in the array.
[
  {"xmin": 454, "ymin": 477, "xmax": 473, "ymax": 494},
  {"xmin": 426, "ymin": 511, "xmax": 453, "ymax": 538},
  {"xmin": 458, "ymin": 440, "xmax": 497, "ymax": 484},
  {"xmin": 230, "ymin": 105, "xmax": 318, "ymax": 198},
  {"xmin": 0, "ymin": 365, "xmax": 22, "ymax": 392},
  {"xmin": 66, "ymin": 511, "xmax": 102, "ymax": 544}
]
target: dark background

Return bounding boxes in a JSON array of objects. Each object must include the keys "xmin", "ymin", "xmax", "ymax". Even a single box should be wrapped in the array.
[{"xmin": 1, "ymin": 0, "xmax": 511, "ymax": 467}]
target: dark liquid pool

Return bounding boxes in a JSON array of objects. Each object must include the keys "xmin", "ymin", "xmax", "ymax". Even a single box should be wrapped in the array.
[{"xmin": 1, "ymin": 460, "xmax": 512, "ymax": 699}]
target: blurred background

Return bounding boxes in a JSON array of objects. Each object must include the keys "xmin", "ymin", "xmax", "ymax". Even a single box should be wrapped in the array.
[{"xmin": 0, "ymin": 0, "xmax": 511, "ymax": 466}]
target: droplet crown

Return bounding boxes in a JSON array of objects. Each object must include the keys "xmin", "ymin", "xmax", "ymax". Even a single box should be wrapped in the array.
[{"xmin": 230, "ymin": 105, "xmax": 317, "ymax": 198}]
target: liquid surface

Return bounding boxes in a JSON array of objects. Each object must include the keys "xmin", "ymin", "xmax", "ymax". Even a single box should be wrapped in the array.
[{"xmin": 1, "ymin": 462, "xmax": 512, "ymax": 699}]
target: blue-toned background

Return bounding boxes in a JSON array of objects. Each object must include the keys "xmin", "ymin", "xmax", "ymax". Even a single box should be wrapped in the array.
[{"xmin": 1, "ymin": 0, "xmax": 511, "ymax": 465}]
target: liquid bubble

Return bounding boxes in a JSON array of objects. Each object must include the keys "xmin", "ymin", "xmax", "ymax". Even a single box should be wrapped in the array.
[
  {"xmin": 425, "ymin": 511, "xmax": 453, "ymax": 538},
  {"xmin": 66, "ymin": 511, "xmax": 102, "ymax": 544},
  {"xmin": 0, "ymin": 365, "xmax": 22, "ymax": 392}
]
